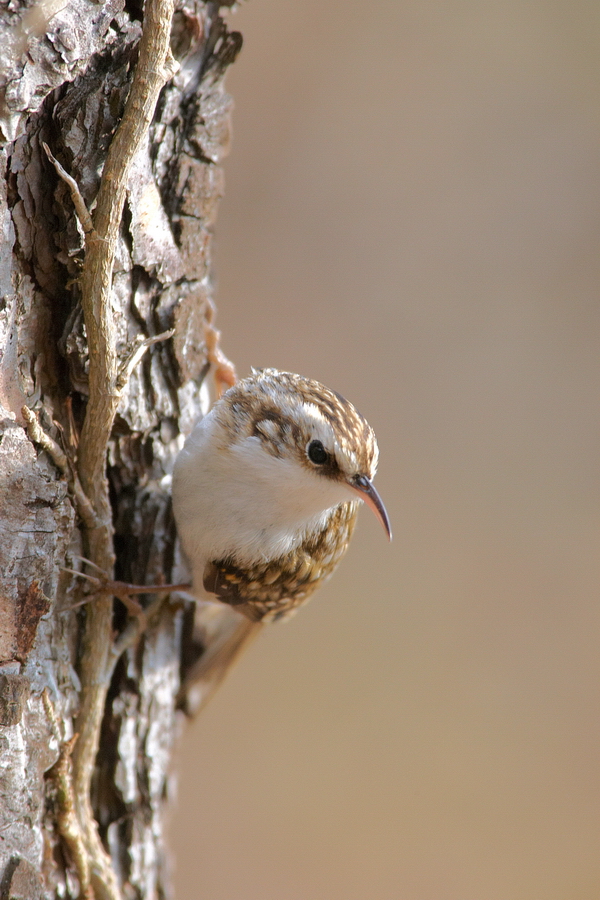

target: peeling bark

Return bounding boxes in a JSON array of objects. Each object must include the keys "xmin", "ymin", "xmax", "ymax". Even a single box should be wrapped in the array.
[{"xmin": 0, "ymin": 1, "xmax": 242, "ymax": 897}]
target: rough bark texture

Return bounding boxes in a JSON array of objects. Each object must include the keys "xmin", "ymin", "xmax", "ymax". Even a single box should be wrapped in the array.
[{"xmin": 0, "ymin": 1, "xmax": 241, "ymax": 897}]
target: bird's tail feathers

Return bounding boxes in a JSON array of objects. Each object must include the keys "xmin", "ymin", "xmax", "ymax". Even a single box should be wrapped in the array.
[{"xmin": 177, "ymin": 606, "xmax": 262, "ymax": 715}]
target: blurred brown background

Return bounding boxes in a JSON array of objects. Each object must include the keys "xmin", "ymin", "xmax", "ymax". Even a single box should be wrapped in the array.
[{"xmin": 170, "ymin": 2, "xmax": 600, "ymax": 898}]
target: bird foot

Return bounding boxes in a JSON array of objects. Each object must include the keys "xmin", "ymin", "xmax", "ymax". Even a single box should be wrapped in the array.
[{"xmin": 63, "ymin": 556, "xmax": 191, "ymax": 617}]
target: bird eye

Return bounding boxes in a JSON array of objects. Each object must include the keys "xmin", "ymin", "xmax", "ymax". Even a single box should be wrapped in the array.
[{"xmin": 307, "ymin": 439, "xmax": 328, "ymax": 465}]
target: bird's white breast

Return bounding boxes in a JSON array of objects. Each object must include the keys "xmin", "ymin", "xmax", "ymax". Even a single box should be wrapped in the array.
[{"xmin": 172, "ymin": 409, "xmax": 356, "ymax": 596}]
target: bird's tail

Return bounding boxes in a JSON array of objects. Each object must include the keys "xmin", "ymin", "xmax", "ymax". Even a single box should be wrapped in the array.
[{"xmin": 177, "ymin": 604, "xmax": 262, "ymax": 715}]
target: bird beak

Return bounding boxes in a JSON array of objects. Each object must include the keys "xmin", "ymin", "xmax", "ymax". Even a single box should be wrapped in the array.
[{"xmin": 349, "ymin": 475, "xmax": 392, "ymax": 541}]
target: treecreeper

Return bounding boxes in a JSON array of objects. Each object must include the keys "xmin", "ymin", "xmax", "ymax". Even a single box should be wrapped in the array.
[{"xmin": 172, "ymin": 367, "xmax": 391, "ymax": 696}]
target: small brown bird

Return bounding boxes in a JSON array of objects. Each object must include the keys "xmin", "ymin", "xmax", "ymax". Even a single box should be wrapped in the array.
[{"xmin": 172, "ymin": 368, "xmax": 390, "ymax": 702}]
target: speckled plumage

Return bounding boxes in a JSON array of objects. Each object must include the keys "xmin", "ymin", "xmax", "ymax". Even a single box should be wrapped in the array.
[
  {"xmin": 216, "ymin": 369, "xmax": 379, "ymax": 481},
  {"xmin": 172, "ymin": 368, "xmax": 388, "ymax": 624},
  {"xmin": 203, "ymin": 500, "xmax": 359, "ymax": 621}
]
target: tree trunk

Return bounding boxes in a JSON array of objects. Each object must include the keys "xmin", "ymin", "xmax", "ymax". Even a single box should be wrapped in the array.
[{"xmin": 0, "ymin": 1, "xmax": 241, "ymax": 897}]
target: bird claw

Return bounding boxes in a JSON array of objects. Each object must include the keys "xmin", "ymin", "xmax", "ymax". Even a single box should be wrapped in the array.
[{"xmin": 62, "ymin": 556, "xmax": 191, "ymax": 617}]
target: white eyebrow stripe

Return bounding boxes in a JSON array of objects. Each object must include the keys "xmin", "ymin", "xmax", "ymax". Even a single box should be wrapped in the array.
[{"xmin": 302, "ymin": 402, "xmax": 328, "ymax": 424}]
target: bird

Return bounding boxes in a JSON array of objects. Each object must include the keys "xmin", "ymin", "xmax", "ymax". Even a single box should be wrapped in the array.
[
  {"xmin": 171, "ymin": 368, "xmax": 390, "ymax": 704},
  {"xmin": 172, "ymin": 367, "xmax": 390, "ymax": 620}
]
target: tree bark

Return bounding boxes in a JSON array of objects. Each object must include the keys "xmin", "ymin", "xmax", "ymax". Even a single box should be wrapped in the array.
[{"xmin": 0, "ymin": 1, "xmax": 241, "ymax": 897}]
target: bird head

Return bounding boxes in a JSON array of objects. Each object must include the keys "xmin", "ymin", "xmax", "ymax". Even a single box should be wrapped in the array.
[{"xmin": 216, "ymin": 368, "xmax": 392, "ymax": 541}]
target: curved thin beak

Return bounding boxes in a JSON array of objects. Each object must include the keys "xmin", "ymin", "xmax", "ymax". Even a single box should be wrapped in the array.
[{"xmin": 349, "ymin": 475, "xmax": 392, "ymax": 541}]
